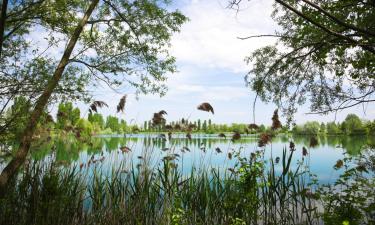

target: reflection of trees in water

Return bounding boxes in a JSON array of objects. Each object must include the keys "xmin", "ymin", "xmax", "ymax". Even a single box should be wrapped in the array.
[
  {"xmin": 55, "ymin": 139, "xmax": 81, "ymax": 163},
  {"xmin": 29, "ymin": 134, "xmax": 370, "ymax": 163},
  {"xmin": 105, "ymin": 138, "xmax": 120, "ymax": 151},
  {"xmin": 324, "ymin": 135, "xmax": 367, "ymax": 155},
  {"xmin": 291, "ymin": 134, "xmax": 368, "ymax": 155},
  {"xmin": 367, "ymin": 137, "xmax": 375, "ymax": 148},
  {"xmin": 31, "ymin": 139, "xmax": 56, "ymax": 160},
  {"xmin": 290, "ymin": 135, "xmax": 311, "ymax": 147},
  {"xmin": 88, "ymin": 138, "xmax": 105, "ymax": 154},
  {"xmin": 340, "ymin": 136, "xmax": 367, "ymax": 155},
  {"xmin": 325, "ymin": 136, "xmax": 341, "ymax": 148}
]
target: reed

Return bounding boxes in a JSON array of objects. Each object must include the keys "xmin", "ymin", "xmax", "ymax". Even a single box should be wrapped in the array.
[{"xmin": 0, "ymin": 146, "xmax": 373, "ymax": 225}]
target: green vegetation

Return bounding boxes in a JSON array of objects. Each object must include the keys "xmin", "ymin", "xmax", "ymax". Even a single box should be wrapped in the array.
[
  {"xmin": 292, "ymin": 114, "xmax": 375, "ymax": 136},
  {"xmin": 0, "ymin": 0, "xmax": 187, "ymax": 192},
  {"xmin": 230, "ymin": 0, "xmax": 375, "ymax": 121},
  {"xmin": 6, "ymin": 98, "xmax": 372, "ymax": 140},
  {"xmin": 0, "ymin": 144, "xmax": 373, "ymax": 225}
]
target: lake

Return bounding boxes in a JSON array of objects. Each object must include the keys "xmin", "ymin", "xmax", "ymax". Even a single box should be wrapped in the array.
[{"xmin": 27, "ymin": 133, "xmax": 372, "ymax": 185}]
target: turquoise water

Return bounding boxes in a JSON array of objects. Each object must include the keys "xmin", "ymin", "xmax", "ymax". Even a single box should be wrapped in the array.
[{"xmin": 30, "ymin": 133, "xmax": 371, "ymax": 184}]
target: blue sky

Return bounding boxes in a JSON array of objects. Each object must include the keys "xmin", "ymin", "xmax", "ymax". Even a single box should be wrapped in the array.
[{"xmin": 52, "ymin": 0, "xmax": 375, "ymax": 126}]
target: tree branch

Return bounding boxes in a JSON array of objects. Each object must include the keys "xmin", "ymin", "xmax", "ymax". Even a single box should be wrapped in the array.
[{"xmin": 275, "ymin": 0, "xmax": 375, "ymax": 54}]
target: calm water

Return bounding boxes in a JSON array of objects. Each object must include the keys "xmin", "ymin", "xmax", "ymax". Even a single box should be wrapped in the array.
[{"xmin": 29, "ymin": 133, "xmax": 372, "ymax": 184}]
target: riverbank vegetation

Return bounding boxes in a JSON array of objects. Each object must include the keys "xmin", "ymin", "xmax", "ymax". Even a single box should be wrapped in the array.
[{"xmin": 1, "ymin": 140, "xmax": 374, "ymax": 225}]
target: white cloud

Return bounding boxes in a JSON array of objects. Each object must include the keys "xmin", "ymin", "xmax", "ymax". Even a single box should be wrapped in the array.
[{"xmin": 171, "ymin": 0, "xmax": 277, "ymax": 73}]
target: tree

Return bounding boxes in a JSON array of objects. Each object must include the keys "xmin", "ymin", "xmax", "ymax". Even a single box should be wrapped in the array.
[
  {"xmin": 88, "ymin": 113, "xmax": 104, "ymax": 129},
  {"xmin": 259, "ymin": 124, "xmax": 266, "ymax": 133},
  {"xmin": 343, "ymin": 114, "xmax": 366, "ymax": 135},
  {"xmin": 303, "ymin": 121, "xmax": 320, "ymax": 135},
  {"xmin": 230, "ymin": 0, "xmax": 375, "ymax": 122},
  {"xmin": 197, "ymin": 119, "xmax": 201, "ymax": 131},
  {"xmin": 0, "ymin": 0, "xmax": 100, "ymax": 194},
  {"xmin": 326, "ymin": 122, "xmax": 340, "ymax": 135},
  {"xmin": 202, "ymin": 120, "xmax": 207, "ymax": 132},
  {"xmin": 56, "ymin": 102, "xmax": 80, "ymax": 129},
  {"xmin": 4, "ymin": 96, "xmax": 31, "ymax": 140},
  {"xmin": 0, "ymin": 0, "xmax": 187, "ymax": 194},
  {"xmin": 105, "ymin": 116, "xmax": 120, "ymax": 133},
  {"xmin": 366, "ymin": 120, "xmax": 375, "ymax": 136},
  {"xmin": 120, "ymin": 119, "xmax": 127, "ymax": 133},
  {"xmin": 76, "ymin": 119, "xmax": 93, "ymax": 138},
  {"xmin": 320, "ymin": 122, "xmax": 326, "ymax": 134}
]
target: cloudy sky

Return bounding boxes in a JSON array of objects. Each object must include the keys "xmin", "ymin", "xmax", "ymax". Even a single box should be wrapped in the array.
[{"xmin": 78, "ymin": 0, "xmax": 375, "ymax": 126}]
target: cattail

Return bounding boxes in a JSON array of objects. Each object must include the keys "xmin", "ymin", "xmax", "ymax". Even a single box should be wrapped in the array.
[
  {"xmin": 289, "ymin": 141, "xmax": 296, "ymax": 151},
  {"xmin": 218, "ymin": 133, "xmax": 226, "ymax": 138},
  {"xmin": 271, "ymin": 109, "xmax": 282, "ymax": 130},
  {"xmin": 334, "ymin": 159, "xmax": 344, "ymax": 169},
  {"xmin": 197, "ymin": 102, "xmax": 214, "ymax": 114},
  {"xmin": 152, "ymin": 111, "xmax": 167, "ymax": 126},
  {"xmin": 302, "ymin": 146, "xmax": 308, "ymax": 156},
  {"xmin": 89, "ymin": 100, "xmax": 108, "ymax": 114},
  {"xmin": 120, "ymin": 146, "xmax": 131, "ymax": 153},
  {"xmin": 117, "ymin": 95, "xmax": 127, "ymax": 113},
  {"xmin": 258, "ymin": 133, "xmax": 272, "ymax": 147},
  {"xmin": 231, "ymin": 131, "xmax": 241, "ymax": 142},
  {"xmin": 248, "ymin": 123, "xmax": 259, "ymax": 130}
]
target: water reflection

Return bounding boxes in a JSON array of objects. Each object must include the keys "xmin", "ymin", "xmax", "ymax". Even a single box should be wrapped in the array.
[{"xmin": 26, "ymin": 134, "xmax": 371, "ymax": 184}]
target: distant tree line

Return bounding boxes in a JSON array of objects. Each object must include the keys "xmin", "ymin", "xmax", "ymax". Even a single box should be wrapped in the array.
[
  {"xmin": 3, "ymin": 98, "xmax": 373, "ymax": 141},
  {"xmin": 292, "ymin": 114, "xmax": 375, "ymax": 136},
  {"xmin": 1, "ymin": 98, "xmax": 140, "ymax": 143},
  {"xmin": 141, "ymin": 118, "xmax": 267, "ymax": 134}
]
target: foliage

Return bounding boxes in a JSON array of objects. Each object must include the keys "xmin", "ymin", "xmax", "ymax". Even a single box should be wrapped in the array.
[
  {"xmin": 326, "ymin": 122, "xmax": 341, "ymax": 135},
  {"xmin": 56, "ymin": 102, "xmax": 80, "ymax": 130},
  {"xmin": 0, "ymin": 144, "xmax": 322, "ymax": 225},
  {"xmin": 75, "ymin": 119, "xmax": 94, "ymax": 139},
  {"xmin": 292, "ymin": 121, "xmax": 320, "ymax": 135},
  {"xmin": 88, "ymin": 113, "xmax": 105, "ymax": 130},
  {"xmin": 3, "ymin": 97, "xmax": 31, "ymax": 140},
  {"xmin": 0, "ymin": 0, "xmax": 187, "ymax": 186},
  {"xmin": 342, "ymin": 114, "xmax": 366, "ymax": 135},
  {"xmin": 319, "ymin": 150, "xmax": 375, "ymax": 225},
  {"xmin": 233, "ymin": 0, "xmax": 375, "ymax": 121},
  {"xmin": 105, "ymin": 115, "xmax": 120, "ymax": 133}
]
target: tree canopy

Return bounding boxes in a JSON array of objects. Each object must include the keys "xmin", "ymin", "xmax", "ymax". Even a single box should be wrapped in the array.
[
  {"xmin": 0, "ymin": 0, "xmax": 187, "ymax": 194},
  {"xmin": 0, "ymin": 0, "xmax": 187, "ymax": 138},
  {"xmin": 230, "ymin": 0, "xmax": 374, "ymax": 122}
]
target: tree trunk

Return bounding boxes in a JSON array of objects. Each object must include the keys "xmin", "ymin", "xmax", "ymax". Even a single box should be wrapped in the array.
[
  {"xmin": 0, "ymin": 0, "xmax": 99, "ymax": 197},
  {"xmin": 0, "ymin": 0, "xmax": 9, "ymax": 57}
]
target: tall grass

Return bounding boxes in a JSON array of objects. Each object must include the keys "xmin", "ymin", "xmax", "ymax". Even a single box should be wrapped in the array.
[{"xmin": 0, "ymin": 145, "xmax": 327, "ymax": 225}]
